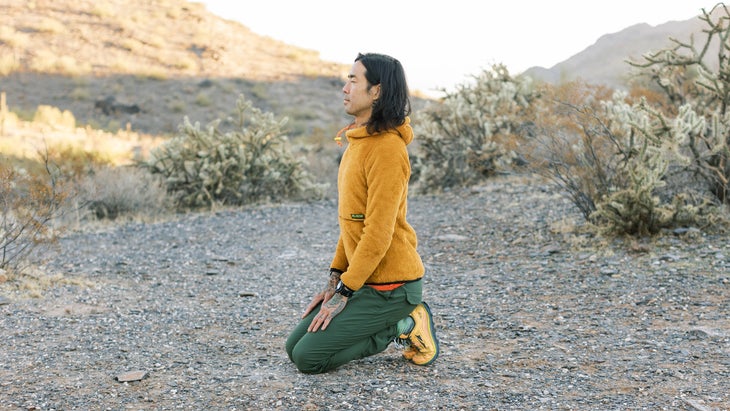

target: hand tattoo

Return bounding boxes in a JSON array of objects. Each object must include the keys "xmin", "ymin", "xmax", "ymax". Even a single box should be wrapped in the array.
[
  {"xmin": 302, "ymin": 272, "xmax": 341, "ymax": 319},
  {"xmin": 308, "ymin": 292, "xmax": 348, "ymax": 332},
  {"xmin": 323, "ymin": 293, "xmax": 347, "ymax": 316},
  {"xmin": 327, "ymin": 271, "xmax": 340, "ymax": 292}
]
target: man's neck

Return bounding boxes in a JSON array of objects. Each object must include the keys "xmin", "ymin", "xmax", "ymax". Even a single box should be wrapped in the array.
[{"xmin": 354, "ymin": 114, "xmax": 371, "ymax": 127}]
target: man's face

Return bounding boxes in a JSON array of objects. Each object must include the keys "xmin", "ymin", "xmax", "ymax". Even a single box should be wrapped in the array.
[{"xmin": 342, "ymin": 61, "xmax": 380, "ymax": 125}]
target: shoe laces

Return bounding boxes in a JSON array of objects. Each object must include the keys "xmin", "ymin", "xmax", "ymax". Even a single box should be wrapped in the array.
[{"xmin": 393, "ymin": 336, "xmax": 411, "ymax": 349}]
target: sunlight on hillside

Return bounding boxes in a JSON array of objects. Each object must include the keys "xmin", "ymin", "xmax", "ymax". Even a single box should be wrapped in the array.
[{"xmin": 1, "ymin": 92, "xmax": 163, "ymax": 166}]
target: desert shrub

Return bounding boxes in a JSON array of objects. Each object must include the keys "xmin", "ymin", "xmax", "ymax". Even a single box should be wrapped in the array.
[
  {"xmin": 0, "ymin": 25, "xmax": 31, "ymax": 48},
  {"xmin": 0, "ymin": 54, "xmax": 20, "ymax": 76},
  {"xmin": 34, "ymin": 17, "xmax": 66, "ymax": 34},
  {"xmin": 0, "ymin": 155, "xmax": 68, "ymax": 271},
  {"xmin": 412, "ymin": 64, "xmax": 539, "ymax": 193},
  {"xmin": 529, "ymin": 86, "xmax": 723, "ymax": 235},
  {"xmin": 522, "ymin": 81, "xmax": 615, "ymax": 219},
  {"xmin": 77, "ymin": 165, "xmax": 172, "ymax": 221},
  {"xmin": 594, "ymin": 98, "xmax": 725, "ymax": 234},
  {"xmin": 144, "ymin": 95, "xmax": 324, "ymax": 209},
  {"xmin": 32, "ymin": 105, "xmax": 76, "ymax": 129},
  {"xmin": 524, "ymin": 4, "xmax": 730, "ymax": 236},
  {"xmin": 0, "ymin": 92, "xmax": 18, "ymax": 130},
  {"xmin": 44, "ymin": 144, "xmax": 114, "ymax": 180}
]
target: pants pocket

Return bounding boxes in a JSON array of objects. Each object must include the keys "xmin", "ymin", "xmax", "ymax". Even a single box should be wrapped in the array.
[{"xmin": 403, "ymin": 280, "xmax": 423, "ymax": 305}]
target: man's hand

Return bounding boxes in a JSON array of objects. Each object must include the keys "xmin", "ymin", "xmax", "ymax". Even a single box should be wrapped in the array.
[
  {"xmin": 302, "ymin": 271, "xmax": 340, "ymax": 318},
  {"xmin": 308, "ymin": 293, "xmax": 348, "ymax": 332}
]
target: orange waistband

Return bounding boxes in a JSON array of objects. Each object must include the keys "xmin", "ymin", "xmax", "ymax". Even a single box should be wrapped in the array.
[{"xmin": 367, "ymin": 282, "xmax": 405, "ymax": 291}]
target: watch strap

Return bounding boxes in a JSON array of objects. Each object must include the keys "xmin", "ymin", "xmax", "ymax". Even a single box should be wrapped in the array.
[{"xmin": 335, "ymin": 280, "xmax": 354, "ymax": 298}]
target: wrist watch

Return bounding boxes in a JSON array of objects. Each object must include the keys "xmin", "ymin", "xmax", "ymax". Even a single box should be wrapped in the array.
[{"xmin": 335, "ymin": 280, "xmax": 354, "ymax": 298}]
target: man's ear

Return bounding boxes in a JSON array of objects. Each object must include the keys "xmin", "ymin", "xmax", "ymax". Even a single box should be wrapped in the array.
[{"xmin": 370, "ymin": 84, "xmax": 381, "ymax": 100}]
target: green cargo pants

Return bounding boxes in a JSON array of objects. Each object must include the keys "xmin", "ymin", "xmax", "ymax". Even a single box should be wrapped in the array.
[{"xmin": 285, "ymin": 280, "xmax": 422, "ymax": 374}]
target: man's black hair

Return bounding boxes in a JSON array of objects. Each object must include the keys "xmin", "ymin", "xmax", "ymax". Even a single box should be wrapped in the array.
[{"xmin": 355, "ymin": 52, "xmax": 411, "ymax": 135}]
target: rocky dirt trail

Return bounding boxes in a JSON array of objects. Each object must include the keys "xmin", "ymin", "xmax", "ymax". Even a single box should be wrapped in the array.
[{"xmin": 1, "ymin": 176, "xmax": 728, "ymax": 410}]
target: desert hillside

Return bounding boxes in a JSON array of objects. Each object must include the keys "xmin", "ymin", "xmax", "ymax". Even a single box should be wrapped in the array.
[
  {"xmin": 0, "ymin": 0, "xmax": 714, "ymax": 140},
  {"xmin": 0, "ymin": 0, "xmax": 352, "ymax": 137}
]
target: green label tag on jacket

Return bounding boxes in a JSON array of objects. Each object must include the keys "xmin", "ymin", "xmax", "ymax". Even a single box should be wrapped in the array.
[{"xmin": 350, "ymin": 213, "xmax": 365, "ymax": 220}]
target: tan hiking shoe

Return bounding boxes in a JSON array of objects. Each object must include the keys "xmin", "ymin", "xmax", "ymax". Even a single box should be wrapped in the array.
[
  {"xmin": 394, "ymin": 335, "xmax": 417, "ymax": 360},
  {"xmin": 398, "ymin": 302, "xmax": 439, "ymax": 366},
  {"xmin": 402, "ymin": 345, "xmax": 417, "ymax": 360}
]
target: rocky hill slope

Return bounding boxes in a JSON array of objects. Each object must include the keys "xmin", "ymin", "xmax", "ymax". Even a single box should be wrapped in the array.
[
  {"xmin": 0, "ymin": 0, "xmax": 715, "ymax": 140},
  {"xmin": 0, "ymin": 0, "xmax": 351, "ymax": 137}
]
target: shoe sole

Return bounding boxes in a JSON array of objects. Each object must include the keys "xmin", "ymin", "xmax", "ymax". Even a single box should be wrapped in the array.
[{"xmin": 413, "ymin": 301, "xmax": 439, "ymax": 366}]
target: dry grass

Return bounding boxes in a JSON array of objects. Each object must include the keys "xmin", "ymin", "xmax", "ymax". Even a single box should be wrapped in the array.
[
  {"xmin": 2, "ymin": 113, "xmax": 171, "ymax": 225},
  {"xmin": 1, "ymin": 105, "xmax": 164, "ymax": 168},
  {"xmin": 75, "ymin": 165, "xmax": 173, "ymax": 223},
  {"xmin": 0, "ymin": 265, "xmax": 94, "ymax": 298}
]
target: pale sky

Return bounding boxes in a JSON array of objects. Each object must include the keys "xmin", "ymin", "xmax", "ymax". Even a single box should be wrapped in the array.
[{"xmin": 200, "ymin": 1, "xmax": 712, "ymax": 96}]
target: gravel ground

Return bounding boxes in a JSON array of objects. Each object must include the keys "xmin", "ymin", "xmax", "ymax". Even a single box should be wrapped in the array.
[{"xmin": 1, "ymin": 175, "xmax": 729, "ymax": 411}]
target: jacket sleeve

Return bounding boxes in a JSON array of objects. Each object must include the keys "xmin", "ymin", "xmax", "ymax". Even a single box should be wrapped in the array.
[{"xmin": 330, "ymin": 235, "xmax": 348, "ymax": 272}]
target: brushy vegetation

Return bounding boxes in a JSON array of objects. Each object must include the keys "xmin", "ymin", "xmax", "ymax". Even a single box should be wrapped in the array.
[
  {"xmin": 411, "ymin": 4, "xmax": 729, "ymax": 236},
  {"xmin": 2, "ymin": 3, "xmax": 728, "ymax": 282},
  {"xmin": 629, "ymin": 4, "xmax": 730, "ymax": 207},
  {"xmin": 0, "ymin": 96, "xmax": 170, "ymax": 277},
  {"xmin": 0, "ymin": 155, "xmax": 67, "ymax": 272},
  {"xmin": 0, "ymin": 91, "xmax": 330, "ymax": 276},
  {"xmin": 529, "ymin": 87, "xmax": 722, "ymax": 235},
  {"xmin": 1, "ymin": 96, "xmax": 67, "ymax": 272},
  {"xmin": 77, "ymin": 166, "xmax": 172, "ymax": 221},
  {"xmin": 412, "ymin": 64, "xmax": 539, "ymax": 193},
  {"xmin": 144, "ymin": 95, "xmax": 324, "ymax": 209}
]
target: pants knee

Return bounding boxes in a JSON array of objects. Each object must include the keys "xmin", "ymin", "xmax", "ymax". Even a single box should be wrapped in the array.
[{"xmin": 290, "ymin": 345, "xmax": 328, "ymax": 374}]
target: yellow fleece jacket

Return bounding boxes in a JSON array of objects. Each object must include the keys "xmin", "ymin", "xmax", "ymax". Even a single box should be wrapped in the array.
[{"xmin": 331, "ymin": 117, "xmax": 425, "ymax": 290}]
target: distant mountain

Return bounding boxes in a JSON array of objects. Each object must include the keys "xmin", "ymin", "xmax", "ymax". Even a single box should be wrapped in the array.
[{"xmin": 523, "ymin": 12, "xmax": 709, "ymax": 88}]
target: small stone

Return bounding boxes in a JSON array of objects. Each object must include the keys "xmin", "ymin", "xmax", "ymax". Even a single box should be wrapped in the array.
[
  {"xmin": 543, "ymin": 246, "xmax": 561, "ymax": 255},
  {"xmin": 659, "ymin": 254, "xmax": 680, "ymax": 262},
  {"xmin": 684, "ymin": 398, "xmax": 712, "ymax": 411},
  {"xmin": 239, "ymin": 292, "xmax": 257, "ymax": 297},
  {"xmin": 435, "ymin": 234, "xmax": 469, "ymax": 241},
  {"xmin": 116, "ymin": 370, "xmax": 148, "ymax": 382},
  {"xmin": 0, "ymin": 296, "xmax": 9, "ymax": 306},
  {"xmin": 673, "ymin": 227, "xmax": 690, "ymax": 235},
  {"xmin": 279, "ymin": 249, "xmax": 298, "ymax": 259}
]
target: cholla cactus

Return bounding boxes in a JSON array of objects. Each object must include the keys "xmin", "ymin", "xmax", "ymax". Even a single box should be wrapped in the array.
[
  {"xmin": 587, "ymin": 93, "xmax": 672, "ymax": 234},
  {"xmin": 533, "ymin": 85, "xmax": 722, "ymax": 235},
  {"xmin": 629, "ymin": 3, "xmax": 730, "ymax": 205},
  {"xmin": 412, "ymin": 64, "xmax": 538, "ymax": 193},
  {"xmin": 144, "ymin": 95, "xmax": 323, "ymax": 209},
  {"xmin": 534, "ymin": 4, "xmax": 730, "ymax": 235}
]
